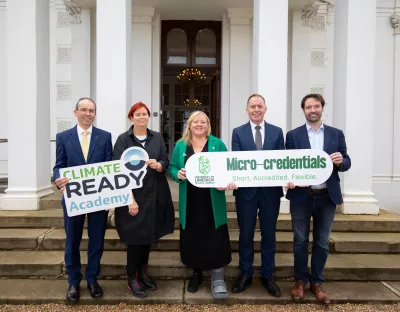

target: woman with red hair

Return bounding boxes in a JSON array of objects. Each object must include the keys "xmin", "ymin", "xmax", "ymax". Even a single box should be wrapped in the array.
[{"xmin": 112, "ymin": 102, "xmax": 174, "ymax": 298}]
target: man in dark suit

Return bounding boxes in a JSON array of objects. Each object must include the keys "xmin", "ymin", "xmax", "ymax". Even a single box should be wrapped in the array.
[
  {"xmin": 286, "ymin": 93, "xmax": 351, "ymax": 305},
  {"xmin": 53, "ymin": 98, "xmax": 113, "ymax": 303},
  {"xmin": 231, "ymin": 94, "xmax": 284, "ymax": 297}
]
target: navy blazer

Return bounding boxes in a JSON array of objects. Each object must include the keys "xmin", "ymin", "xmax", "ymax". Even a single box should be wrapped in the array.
[
  {"xmin": 53, "ymin": 125, "xmax": 113, "ymax": 197},
  {"xmin": 232, "ymin": 121, "xmax": 285, "ymax": 200},
  {"xmin": 285, "ymin": 124, "xmax": 351, "ymax": 205}
]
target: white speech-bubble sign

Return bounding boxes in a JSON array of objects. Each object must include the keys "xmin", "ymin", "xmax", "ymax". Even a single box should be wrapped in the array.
[
  {"xmin": 185, "ymin": 149, "xmax": 333, "ymax": 188},
  {"xmin": 60, "ymin": 147, "xmax": 149, "ymax": 217}
]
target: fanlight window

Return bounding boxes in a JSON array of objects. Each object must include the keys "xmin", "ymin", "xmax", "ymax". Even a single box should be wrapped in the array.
[
  {"xmin": 195, "ymin": 29, "xmax": 216, "ymax": 65},
  {"xmin": 166, "ymin": 28, "xmax": 188, "ymax": 64}
]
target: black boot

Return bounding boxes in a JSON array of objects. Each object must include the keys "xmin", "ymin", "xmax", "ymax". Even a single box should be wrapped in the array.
[
  {"xmin": 139, "ymin": 264, "xmax": 157, "ymax": 290},
  {"xmin": 187, "ymin": 269, "xmax": 203, "ymax": 293},
  {"xmin": 127, "ymin": 273, "xmax": 148, "ymax": 298}
]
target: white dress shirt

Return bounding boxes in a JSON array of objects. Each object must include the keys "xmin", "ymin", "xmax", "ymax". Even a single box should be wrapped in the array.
[
  {"xmin": 305, "ymin": 122, "xmax": 326, "ymax": 189},
  {"xmin": 77, "ymin": 124, "xmax": 93, "ymax": 146},
  {"xmin": 249, "ymin": 120, "xmax": 264, "ymax": 147}
]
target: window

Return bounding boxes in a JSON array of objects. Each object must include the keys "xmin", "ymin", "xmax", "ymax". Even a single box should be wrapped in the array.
[
  {"xmin": 195, "ymin": 29, "xmax": 216, "ymax": 65},
  {"xmin": 166, "ymin": 28, "xmax": 188, "ymax": 64}
]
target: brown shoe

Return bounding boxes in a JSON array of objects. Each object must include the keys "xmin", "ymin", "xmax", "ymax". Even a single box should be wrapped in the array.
[
  {"xmin": 310, "ymin": 283, "xmax": 330, "ymax": 304},
  {"xmin": 291, "ymin": 281, "xmax": 305, "ymax": 301}
]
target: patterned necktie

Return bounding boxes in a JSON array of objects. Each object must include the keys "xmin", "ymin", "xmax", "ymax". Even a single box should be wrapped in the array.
[
  {"xmin": 81, "ymin": 130, "xmax": 89, "ymax": 161},
  {"xmin": 255, "ymin": 125, "xmax": 262, "ymax": 150}
]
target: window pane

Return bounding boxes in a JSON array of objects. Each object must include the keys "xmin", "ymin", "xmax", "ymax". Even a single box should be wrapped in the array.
[
  {"xmin": 167, "ymin": 28, "xmax": 187, "ymax": 64},
  {"xmin": 195, "ymin": 29, "xmax": 216, "ymax": 65},
  {"xmin": 163, "ymin": 84, "xmax": 169, "ymax": 106}
]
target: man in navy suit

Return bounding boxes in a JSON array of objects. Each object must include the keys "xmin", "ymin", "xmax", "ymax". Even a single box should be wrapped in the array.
[
  {"xmin": 53, "ymin": 98, "xmax": 112, "ymax": 303},
  {"xmin": 231, "ymin": 94, "xmax": 284, "ymax": 297},
  {"xmin": 286, "ymin": 94, "xmax": 351, "ymax": 304}
]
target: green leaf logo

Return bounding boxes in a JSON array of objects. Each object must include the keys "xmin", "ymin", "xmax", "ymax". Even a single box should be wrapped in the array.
[{"xmin": 198, "ymin": 156, "xmax": 210, "ymax": 175}]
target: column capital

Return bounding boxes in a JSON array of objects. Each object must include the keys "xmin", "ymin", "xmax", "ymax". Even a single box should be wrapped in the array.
[
  {"xmin": 0, "ymin": 0, "xmax": 6, "ymax": 11},
  {"xmin": 391, "ymin": 14, "xmax": 400, "ymax": 35},
  {"xmin": 226, "ymin": 8, "xmax": 252, "ymax": 25},
  {"xmin": 302, "ymin": 1, "xmax": 330, "ymax": 29},
  {"xmin": 64, "ymin": 0, "xmax": 81, "ymax": 23},
  {"xmin": 132, "ymin": 6, "xmax": 155, "ymax": 23}
]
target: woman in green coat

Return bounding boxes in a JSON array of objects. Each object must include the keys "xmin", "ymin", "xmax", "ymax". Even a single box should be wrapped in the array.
[{"xmin": 169, "ymin": 111, "xmax": 233, "ymax": 299}]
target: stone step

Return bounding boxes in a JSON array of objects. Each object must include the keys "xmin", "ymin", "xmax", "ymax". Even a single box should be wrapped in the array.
[
  {"xmin": 3, "ymin": 228, "xmax": 400, "ymax": 254},
  {"xmin": 39, "ymin": 191, "xmax": 238, "ymax": 211},
  {"xmin": 1, "ymin": 250, "xmax": 400, "ymax": 281},
  {"xmin": 0, "ymin": 228, "xmax": 306, "ymax": 253},
  {"xmin": 0, "ymin": 279, "xmax": 399, "ymax": 305},
  {"xmin": 1, "ymin": 209, "xmax": 400, "ymax": 232}
]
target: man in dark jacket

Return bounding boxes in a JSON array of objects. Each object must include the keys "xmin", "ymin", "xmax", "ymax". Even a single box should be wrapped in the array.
[
  {"xmin": 231, "ymin": 94, "xmax": 284, "ymax": 297},
  {"xmin": 53, "ymin": 98, "xmax": 112, "ymax": 304},
  {"xmin": 286, "ymin": 93, "xmax": 351, "ymax": 304}
]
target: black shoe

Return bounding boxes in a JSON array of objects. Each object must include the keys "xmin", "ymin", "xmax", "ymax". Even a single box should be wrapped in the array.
[
  {"xmin": 128, "ymin": 277, "xmax": 148, "ymax": 298},
  {"xmin": 139, "ymin": 265, "xmax": 157, "ymax": 290},
  {"xmin": 66, "ymin": 285, "xmax": 80, "ymax": 303},
  {"xmin": 187, "ymin": 271, "xmax": 203, "ymax": 293},
  {"xmin": 261, "ymin": 278, "xmax": 281, "ymax": 297},
  {"xmin": 232, "ymin": 275, "xmax": 252, "ymax": 293},
  {"xmin": 87, "ymin": 282, "xmax": 103, "ymax": 298}
]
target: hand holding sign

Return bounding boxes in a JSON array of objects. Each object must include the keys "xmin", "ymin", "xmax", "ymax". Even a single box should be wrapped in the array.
[
  {"xmin": 330, "ymin": 152, "xmax": 343, "ymax": 166},
  {"xmin": 178, "ymin": 168, "xmax": 186, "ymax": 180},
  {"xmin": 55, "ymin": 177, "xmax": 69, "ymax": 191}
]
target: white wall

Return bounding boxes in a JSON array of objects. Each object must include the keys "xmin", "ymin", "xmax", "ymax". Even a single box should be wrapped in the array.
[
  {"xmin": 291, "ymin": 5, "xmax": 332, "ymax": 130},
  {"xmin": 372, "ymin": 0, "xmax": 400, "ymax": 212},
  {"xmin": 72, "ymin": 9, "xmax": 91, "ymax": 103},
  {"xmin": 291, "ymin": 10, "xmax": 311, "ymax": 129},
  {"xmin": 151, "ymin": 13, "xmax": 161, "ymax": 132},
  {"xmin": 286, "ymin": 10, "xmax": 293, "ymax": 130},
  {"xmin": 90, "ymin": 8, "xmax": 96, "ymax": 103},
  {"xmin": 0, "ymin": 6, "xmax": 7, "ymax": 177},
  {"xmin": 132, "ymin": 16, "xmax": 153, "ymax": 115}
]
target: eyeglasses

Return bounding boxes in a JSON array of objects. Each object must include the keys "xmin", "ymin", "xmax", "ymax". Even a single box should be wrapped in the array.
[{"xmin": 78, "ymin": 108, "xmax": 96, "ymax": 114}]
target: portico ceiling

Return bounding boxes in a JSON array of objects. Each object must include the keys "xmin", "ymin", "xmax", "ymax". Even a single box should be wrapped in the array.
[{"xmin": 73, "ymin": 0, "xmax": 316, "ymax": 20}]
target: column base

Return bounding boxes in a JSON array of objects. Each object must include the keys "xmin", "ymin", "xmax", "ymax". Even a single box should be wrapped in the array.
[
  {"xmin": 339, "ymin": 191, "xmax": 379, "ymax": 215},
  {"xmin": 0, "ymin": 185, "xmax": 54, "ymax": 210}
]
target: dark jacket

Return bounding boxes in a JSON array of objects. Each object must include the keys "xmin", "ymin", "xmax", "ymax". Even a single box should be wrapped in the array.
[
  {"xmin": 53, "ymin": 125, "xmax": 113, "ymax": 209},
  {"xmin": 112, "ymin": 125, "xmax": 174, "ymax": 245},
  {"xmin": 285, "ymin": 124, "xmax": 351, "ymax": 205},
  {"xmin": 168, "ymin": 135, "xmax": 228, "ymax": 230},
  {"xmin": 231, "ymin": 121, "xmax": 285, "ymax": 201}
]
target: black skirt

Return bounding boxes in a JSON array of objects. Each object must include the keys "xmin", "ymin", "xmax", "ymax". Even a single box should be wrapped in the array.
[{"xmin": 179, "ymin": 143, "xmax": 231, "ymax": 270}]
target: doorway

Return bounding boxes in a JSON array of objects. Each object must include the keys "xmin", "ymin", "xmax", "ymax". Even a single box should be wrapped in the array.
[{"xmin": 161, "ymin": 21, "xmax": 221, "ymax": 157}]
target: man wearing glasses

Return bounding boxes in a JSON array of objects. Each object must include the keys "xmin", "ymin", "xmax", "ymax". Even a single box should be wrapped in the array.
[{"xmin": 53, "ymin": 98, "xmax": 113, "ymax": 304}]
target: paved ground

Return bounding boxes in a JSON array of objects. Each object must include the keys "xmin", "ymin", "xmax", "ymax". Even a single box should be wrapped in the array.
[
  {"xmin": 0, "ymin": 279, "xmax": 400, "ymax": 306},
  {"xmin": 1, "ymin": 304, "xmax": 400, "ymax": 311}
]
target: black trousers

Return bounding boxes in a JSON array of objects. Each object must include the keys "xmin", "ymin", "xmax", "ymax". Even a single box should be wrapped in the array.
[{"xmin": 127, "ymin": 244, "xmax": 151, "ymax": 279}]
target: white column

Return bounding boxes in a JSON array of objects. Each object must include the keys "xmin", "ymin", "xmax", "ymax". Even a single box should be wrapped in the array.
[
  {"xmin": 393, "ymin": 3, "xmax": 400, "ymax": 183},
  {"xmin": 221, "ymin": 14, "xmax": 231, "ymax": 148},
  {"xmin": 252, "ymin": 0, "xmax": 288, "ymax": 133},
  {"xmin": 0, "ymin": 1, "xmax": 7, "ymax": 178},
  {"xmin": 1, "ymin": 0, "xmax": 53, "ymax": 210},
  {"xmin": 324, "ymin": 3, "xmax": 335, "ymax": 126},
  {"xmin": 226, "ymin": 9, "xmax": 252, "ymax": 132},
  {"xmin": 151, "ymin": 13, "xmax": 161, "ymax": 132},
  {"xmin": 96, "ymin": 0, "xmax": 132, "ymax": 143},
  {"xmin": 333, "ymin": 0, "xmax": 379, "ymax": 214},
  {"xmin": 131, "ymin": 7, "xmax": 154, "ymax": 127}
]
